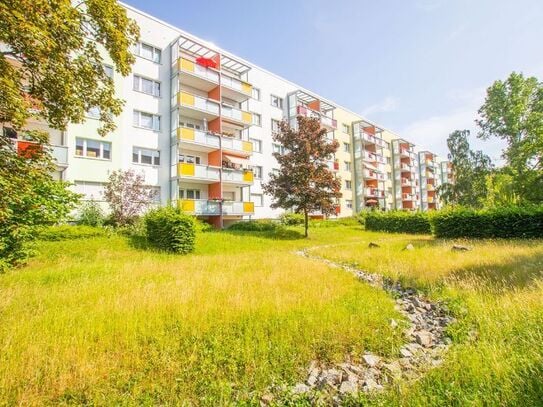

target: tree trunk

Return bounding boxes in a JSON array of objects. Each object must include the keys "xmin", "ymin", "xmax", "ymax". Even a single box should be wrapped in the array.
[{"xmin": 304, "ymin": 209, "xmax": 308, "ymax": 238}]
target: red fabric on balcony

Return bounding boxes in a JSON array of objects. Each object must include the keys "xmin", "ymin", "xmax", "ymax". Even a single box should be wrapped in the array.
[
  {"xmin": 196, "ymin": 57, "xmax": 217, "ymax": 69},
  {"xmin": 17, "ymin": 141, "xmax": 42, "ymax": 159}
]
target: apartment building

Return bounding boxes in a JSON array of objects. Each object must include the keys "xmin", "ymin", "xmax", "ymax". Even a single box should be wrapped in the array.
[{"xmin": 3, "ymin": 3, "xmax": 452, "ymax": 225}]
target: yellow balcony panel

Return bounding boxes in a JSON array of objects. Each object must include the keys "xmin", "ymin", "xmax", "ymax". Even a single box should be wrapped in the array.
[
  {"xmin": 178, "ymin": 162, "xmax": 195, "ymax": 177},
  {"xmin": 243, "ymin": 201, "xmax": 255, "ymax": 214},
  {"xmin": 242, "ymin": 141, "xmax": 253, "ymax": 153},
  {"xmin": 179, "ymin": 199, "xmax": 195, "ymax": 212},
  {"xmin": 242, "ymin": 111, "xmax": 252, "ymax": 124},
  {"xmin": 178, "ymin": 127, "xmax": 195, "ymax": 141},
  {"xmin": 241, "ymin": 82, "xmax": 252, "ymax": 94},
  {"xmin": 178, "ymin": 91, "xmax": 195, "ymax": 106},
  {"xmin": 179, "ymin": 57, "xmax": 195, "ymax": 72},
  {"xmin": 243, "ymin": 170, "xmax": 254, "ymax": 182}
]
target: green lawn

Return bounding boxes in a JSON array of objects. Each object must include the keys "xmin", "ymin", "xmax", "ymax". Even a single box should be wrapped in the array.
[{"xmin": 1, "ymin": 224, "xmax": 542, "ymax": 406}]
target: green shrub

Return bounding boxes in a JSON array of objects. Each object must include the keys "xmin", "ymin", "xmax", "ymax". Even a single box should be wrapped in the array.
[
  {"xmin": 279, "ymin": 212, "xmax": 305, "ymax": 226},
  {"xmin": 431, "ymin": 206, "xmax": 543, "ymax": 238},
  {"xmin": 144, "ymin": 207, "xmax": 196, "ymax": 254},
  {"xmin": 194, "ymin": 218, "xmax": 214, "ymax": 233},
  {"xmin": 76, "ymin": 200, "xmax": 105, "ymax": 227},
  {"xmin": 38, "ymin": 225, "xmax": 107, "ymax": 241},
  {"xmin": 362, "ymin": 210, "xmax": 431, "ymax": 234},
  {"xmin": 227, "ymin": 220, "xmax": 278, "ymax": 232},
  {"xmin": 310, "ymin": 217, "xmax": 360, "ymax": 228}
]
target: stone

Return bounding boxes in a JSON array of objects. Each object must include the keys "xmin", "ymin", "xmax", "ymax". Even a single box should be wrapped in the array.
[
  {"xmin": 260, "ymin": 393, "xmax": 274, "ymax": 406},
  {"xmin": 452, "ymin": 244, "xmax": 470, "ymax": 251},
  {"xmin": 362, "ymin": 377, "xmax": 383, "ymax": 392},
  {"xmin": 399, "ymin": 347, "xmax": 413, "ymax": 358},
  {"xmin": 339, "ymin": 380, "xmax": 358, "ymax": 394},
  {"xmin": 368, "ymin": 242, "xmax": 380, "ymax": 248},
  {"xmin": 390, "ymin": 318, "xmax": 398, "ymax": 329},
  {"xmin": 404, "ymin": 243, "xmax": 415, "ymax": 251},
  {"xmin": 414, "ymin": 330, "xmax": 433, "ymax": 347},
  {"xmin": 321, "ymin": 369, "xmax": 342, "ymax": 386},
  {"xmin": 293, "ymin": 383, "xmax": 310, "ymax": 394},
  {"xmin": 362, "ymin": 354, "xmax": 381, "ymax": 367}
]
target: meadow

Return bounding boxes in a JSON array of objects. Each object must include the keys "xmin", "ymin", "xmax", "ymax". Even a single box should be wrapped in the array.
[{"xmin": 0, "ymin": 222, "xmax": 542, "ymax": 406}]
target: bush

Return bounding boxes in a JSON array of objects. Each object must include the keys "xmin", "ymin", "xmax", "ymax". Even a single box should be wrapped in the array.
[
  {"xmin": 362, "ymin": 210, "xmax": 431, "ymax": 234},
  {"xmin": 310, "ymin": 217, "xmax": 360, "ymax": 228},
  {"xmin": 279, "ymin": 212, "xmax": 305, "ymax": 226},
  {"xmin": 227, "ymin": 220, "xmax": 278, "ymax": 232},
  {"xmin": 194, "ymin": 218, "xmax": 214, "ymax": 233},
  {"xmin": 144, "ymin": 207, "xmax": 196, "ymax": 254},
  {"xmin": 431, "ymin": 206, "xmax": 543, "ymax": 239},
  {"xmin": 77, "ymin": 200, "xmax": 105, "ymax": 227},
  {"xmin": 38, "ymin": 225, "xmax": 108, "ymax": 241}
]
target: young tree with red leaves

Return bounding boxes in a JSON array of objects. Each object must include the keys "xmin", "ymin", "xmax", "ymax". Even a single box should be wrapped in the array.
[{"xmin": 263, "ymin": 116, "xmax": 342, "ymax": 237}]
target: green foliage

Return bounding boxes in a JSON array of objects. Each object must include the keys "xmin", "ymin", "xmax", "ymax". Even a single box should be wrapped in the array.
[
  {"xmin": 144, "ymin": 207, "xmax": 196, "ymax": 254},
  {"xmin": 38, "ymin": 225, "xmax": 108, "ymax": 241},
  {"xmin": 438, "ymin": 130, "xmax": 493, "ymax": 208},
  {"xmin": 263, "ymin": 116, "xmax": 342, "ymax": 237},
  {"xmin": 279, "ymin": 212, "xmax": 305, "ymax": 226},
  {"xmin": 431, "ymin": 206, "xmax": 543, "ymax": 238},
  {"xmin": 194, "ymin": 218, "xmax": 214, "ymax": 233},
  {"xmin": 477, "ymin": 72, "xmax": 543, "ymax": 204},
  {"xmin": 362, "ymin": 210, "xmax": 431, "ymax": 234},
  {"xmin": 0, "ymin": 135, "xmax": 80, "ymax": 270},
  {"xmin": 0, "ymin": 0, "xmax": 139, "ymax": 135},
  {"xmin": 483, "ymin": 171, "xmax": 520, "ymax": 208},
  {"xmin": 227, "ymin": 220, "xmax": 278, "ymax": 232},
  {"xmin": 76, "ymin": 200, "xmax": 105, "ymax": 227},
  {"xmin": 309, "ymin": 217, "xmax": 360, "ymax": 228}
]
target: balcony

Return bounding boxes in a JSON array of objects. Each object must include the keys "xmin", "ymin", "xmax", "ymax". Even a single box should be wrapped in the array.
[
  {"xmin": 178, "ymin": 199, "xmax": 221, "ymax": 215},
  {"xmin": 176, "ymin": 92, "xmax": 220, "ymax": 121},
  {"xmin": 222, "ymin": 201, "xmax": 255, "ymax": 216},
  {"xmin": 177, "ymin": 163, "xmax": 220, "ymax": 183},
  {"xmin": 221, "ymin": 136, "xmax": 253, "ymax": 156},
  {"xmin": 221, "ymin": 104, "xmax": 252, "ymax": 128},
  {"xmin": 427, "ymin": 184, "xmax": 435, "ymax": 191},
  {"xmin": 177, "ymin": 57, "xmax": 219, "ymax": 91},
  {"xmin": 296, "ymin": 105, "xmax": 337, "ymax": 131},
  {"xmin": 49, "ymin": 145, "xmax": 68, "ymax": 167},
  {"xmin": 362, "ymin": 151, "xmax": 386, "ymax": 165},
  {"xmin": 365, "ymin": 188, "xmax": 385, "ymax": 198},
  {"xmin": 328, "ymin": 160, "xmax": 340, "ymax": 171},
  {"xmin": 360, "ymin": 132, "xmax": 386, "ymax": 148},
  {"xmin": 222, "ymin": 168, "xmax": 254, "ymax": 185},
  {"xmin": 177, "ymin": 127, "xmax": 220, "ymax": 151},
  {"xmin": 221, "ymin": 73, "xmax": 252, "ymax": 103},
  {"xmin": 364, "ymin": 169, "xmax": 384, "ymax": 180},
  {"xmin": 401, "ymin": 177, "xmax": 414, "ymax": 186}
]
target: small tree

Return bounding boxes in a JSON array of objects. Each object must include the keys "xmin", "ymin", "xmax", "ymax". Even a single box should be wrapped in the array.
[
  {"xmin": 103, "ymin": 170, "xmax": 156, "ymax": 226},
  {"xmin": 77, "ymin": 200, "xmax": 105, "ymax": 227},
  {"xmin": 263, "ymin": 116, "xmax": 342, "ymax": 237}
]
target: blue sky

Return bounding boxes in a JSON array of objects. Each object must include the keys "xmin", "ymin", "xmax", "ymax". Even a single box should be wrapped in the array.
[{"xmin": 124, "ymin": 0, "xmax": 543, "ymax": 161}]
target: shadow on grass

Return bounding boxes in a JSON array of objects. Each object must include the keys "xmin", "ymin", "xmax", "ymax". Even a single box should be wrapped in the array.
[{"xmin": 127, "ymin": 234, "xmax": 151, "ymax": 250}]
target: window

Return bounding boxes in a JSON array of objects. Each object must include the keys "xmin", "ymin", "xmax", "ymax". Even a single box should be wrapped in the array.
[
  {"xmin": 180, "ymin": 189, "xmax": 200, "ymax": 199},
  {"xmin": 75, "ymin": 138, "xmax": 111, "ymax": 160},
  {"xmin": 344, "ymin": 161, "xmax": 351, "ymax": 171},
  {"xmin": 133, "ymin": 147, "xmax": 160, "ymax": 166},
  {"xmin": 133, "ymin": 110, "xmax": 161, "ymax": 131},
  {"xmin": 250, "ymin": 138, "xmax": 262, "ymax": 153},
  {"xmin": 252, "ymin": 87, "xmax": 261, "ymax": 101},
  {"xmin": 387, "ymin": 157, "xmax": 391, "ymax": 165},
  {"xmin": 346, "ymin": 200, "xmax": 353, "ymax": 209},
  {"xmin": 251, "ymin": 193, "xmax": 264, "ymax": 207},
  {"xmin": 179, "ymin": 121, "xmax": 201, "ymax": 130},
  {"xmin": 272, "ymin": 143, "xmax": 286, "ymax": 155},
  {"xmin": 270, "ymin": 95, "xmax": 283, "ymax": 109},
  {"xmin": 103, "ymin": 64, "xmax": 114, "ymax": 79},
  {"xmin": 342, "ymin": 123, "xmax": 350, "ymax": 134},
  {"xmin": 86, "ymin": 106, "xmax": 100, "ymax": 119},
  {"xmin": 223, "ymin": 191, "xmax": 235, "ymax": 201},
  {"xmin": 343, "ymin": 142, "xmax": 350, "ymax": 153},
  {"xmin": 252, "ymin": 165, "xmax": 263, "ymax": 179},
  {"xmin": 271, "ymin": 119, "xmax": 281, "ymax": 133},
  {"xmin": 134, "ymin": 42, "xmax": 161, "ymax": 63},
  {"xmin": 74, "ymin": 181, "xmax": 105, "ymax": 201},
  {"xmin": 252, "ymin": 112, "xmax": 261, "ymax": 126},
  {"xmin": 345, "ymin": 180, "xmax": 352, "ymax": 190},
  {"xmin": 133, "ymin": 75, "xmax": 161, "ymax": 97},
  {"xmin": 179, "ymin": 154, "xmax": 201, "ymax": 164}
]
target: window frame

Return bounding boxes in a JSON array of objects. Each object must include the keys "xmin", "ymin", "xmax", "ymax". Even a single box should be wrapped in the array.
[
  {"xmin": 132, "ymin": 146, "xmax": 160, "ymax": 166},
  {"xmin": 270, "ymin": 94, "xmax": 283, "ymax": 109},
  {"xmin": 134, "ymin": 42, "xmax": 162, "ymax": 64},
  {"xmin": 75, "ymin": 137, "xmax": 111, "ymax": 160},
  {"xmin": 252, "ymin": 87, "xmax": 261, "ymax": 101},
  {"xmin": 345, "ymin": 180, "xmax": 352, "ymax": 190},
  {"xmin": 251, "ymin": 193, "xmax": 264, "ymax": 207},
  {"xmin": 133, "ymin": 74, "xmax": 161, "ymax": 97},
  {"xmin": 133, "ymin": 110, "xmax": 161, "ymax": 131},
  {"xmin": 251, "ymin": 112, "xmax": 262, "ymax": 126}
]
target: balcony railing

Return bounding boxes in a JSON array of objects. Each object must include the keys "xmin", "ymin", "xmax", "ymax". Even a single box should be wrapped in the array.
[
  {"xmin": 296, "ymin": 105, "xmax": 337, "ymax": 130},
  {"xmin": 221, "ymin": 74, "xmax": 252, "ymax": 96},
  {"xmin": 364, "ymin": 169, "xmax": 385, "ymax": 180},
  {"xmin": 177, "ymin": 92, "xmax": 220, "ymax": 115},
  {"xmin": 177, "ymin": 127, "xmax": 220, "ymax": 149},
  {"xmin": 178, "ymin": 199, "xmax": 221, "ymax": 215},
  {"xmin": 221, "ymin": 104, "xmax": 252, "ymax": 125},
  {"xmin": 178, "ymin": 57, "xmax": 220, "ymax": 83},
  {"xmin": 222, "ymin": 201, "xmax": 255, "ymax": 215},
  {"xmin": 362, "ymin": 151, "xmax": 386, "ymax": 164},
  {"xmin": 177, "ymin": 163, "xmax": 220, "ymax": 182},
  {"xmin": 221, "ymin": 136, "xmax": 253, "ymax": 154},
  {"xmin": 222, "ymin": 168, "xmax": 254, "ymax": 184},
  {"xmin": 365, "ymin": 188, "xmax": 385, "ymax": 197},
  {"xmin": 49, "ymin": 145, "xmax": 68, "ymax": 166},
  {"xmin": 359, "ymin": 132, "xmax": 386, "ymax": 148}
]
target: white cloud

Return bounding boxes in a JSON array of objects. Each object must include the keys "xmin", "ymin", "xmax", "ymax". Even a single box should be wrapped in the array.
[{"xmin": 361, "ymin": 96, "xmax": 400, "ymax": 117}]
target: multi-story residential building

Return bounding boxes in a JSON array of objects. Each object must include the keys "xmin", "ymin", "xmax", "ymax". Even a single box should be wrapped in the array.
[
  {"xmin": 2, "ymin": 3, "xmax": 454, "ymax": 225},
  {"xmin": 392, "ymin": 139, "xmax": 421, "ymax": 210},
  {"xmin": 419, "ymin": 151, "xmax": 440, "ymax": 210}
]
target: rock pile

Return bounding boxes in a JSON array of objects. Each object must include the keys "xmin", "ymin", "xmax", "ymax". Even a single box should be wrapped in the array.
[{"xmin": 263, "ymin": 249, "xmax": 455, "ymax": 404}]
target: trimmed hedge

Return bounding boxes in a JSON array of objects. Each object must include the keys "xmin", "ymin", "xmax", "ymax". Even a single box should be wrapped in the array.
[
  {"xmin": 431, "ymin": 206, "xmax": 543, "ymax": 239},
  {"xmin": 144, "ymin": 207, "xmax": 196, "ymax": 254},
  {"xmin": 228, "ymin": 220, "xmax": 278, "ymax": 232},
  {"xmin": 362, "ymin": 211, "xmax": 431, "ymax": 234},
  {"xmin": 38, "ymin": 225, "xmax": 108, "ymax": 241}
]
